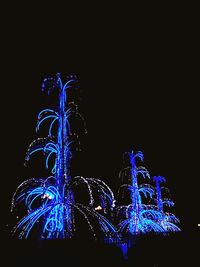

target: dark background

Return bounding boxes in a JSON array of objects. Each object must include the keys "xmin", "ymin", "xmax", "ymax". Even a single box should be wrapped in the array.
[{"xmin": 0, "ymin": 3, "xmax": 199, "ymax": 266}]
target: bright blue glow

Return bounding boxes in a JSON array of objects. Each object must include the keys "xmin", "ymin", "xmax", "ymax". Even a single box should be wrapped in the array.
[
  {"xmin": 37, "ymin": 115, "xmax": 58, "ymax": 131},
  {"xmin": 152, "ymin": 176, "xmax": 181, "ymax": 232},
  {"xmin": 139, "ymin": 185, "xmax": 154, "ymax": 198},
  {"xmin": 45, "ymin": 151, "xmax": 56, "ymax": 173},
  {"xmin": 29, "ymin": 147, "xmax": 44, "ymax": 156},
  {"xmin": 25, "ymin": 139, "xmax": 58, "ymax": 174},
  {"xmin": 38, "ymin": 109, "xmax": 58, "ymax": 118},
  {"xmin": 11, "ymin": 74, "xmax": 117, "ymax": 240},
  {"xmin": 36, "ymin": 109, "xmax": 59, "ymax": 136},
  {"xmin": 117, "ymin": 150, "xmax": 166, "ymax": 235},
  {"xmin": 12, "ymin": 74, "xmax": 181, "ymax": 242},
  {"xmin": 48, "ymin": 117, "xmax": 58, "ymax": 136},
  {"xmin": 116, "ymin": 150, "xmax": 181, "ymax": 236}
]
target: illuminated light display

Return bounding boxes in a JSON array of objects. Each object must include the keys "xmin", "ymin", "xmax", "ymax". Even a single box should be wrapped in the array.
[
  {"xmin": 116, "ymin": 150, "xmax": 164, "ymax": 234},
  {"xmin": 11, "ymin": 74, "xmax": 117, "ymax": 239},
  {"xmin": 153, "ymin": 176, "xmax": 181, "ymax": 232},
  {"xmin": 10, "ymin": 73, "xmax": 180, "ymax": 247},
  {"xmin": 116, "ymin": 150, "xmax": 181, "ymax": 234}
]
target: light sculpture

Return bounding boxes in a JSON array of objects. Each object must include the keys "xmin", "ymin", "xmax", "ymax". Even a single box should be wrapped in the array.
[{"xmin": 11, "ymin": 74, "xmax": 117, "ymax": 239}]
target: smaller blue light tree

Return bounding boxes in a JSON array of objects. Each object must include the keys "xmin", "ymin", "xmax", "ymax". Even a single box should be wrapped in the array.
[
  {"xmin": 116, "ymin": 149, "xmax": 164, "ymax": 235},
  {"xmin": 152, "ymin": 176, "xmax": 181, "ymax": 232}
]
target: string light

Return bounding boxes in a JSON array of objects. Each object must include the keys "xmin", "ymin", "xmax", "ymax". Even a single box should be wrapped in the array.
[
  {"xmin": 117, "ymin": 150, "xmax": 181, "ymax": 234},
  {"xmin": 11, "ymin": 74, "xmax": 117, "ymax": 240},
  {"xmin": 153, "ymin": 176, "xmax": 181, "ymax": 232},
  {"xmin": 11, "ymin": 73, "xmax": 180, "ymax": 243}
]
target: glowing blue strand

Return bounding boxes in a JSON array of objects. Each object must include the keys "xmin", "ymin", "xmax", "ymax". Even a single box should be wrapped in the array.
[
  {"xmin": 118, "ymin": 219, "xmax": 130, "ymax": 232},
  {"xmin": 37, "ymin": 115, "xmax": 58, "ymax": 131},
  {"xmin": 65, "ymin": 117, "xmax": 71, "ymax": 135},
  {"xmin": 26, "ymin": 189, "xmax": 45, "ymax": 207},
  {"xmin": 38, "ymin": 109, "xmax": 58, "ymax": 118},
  {"xmin": 25, "ymin": 206, "xmax": 53, "ymax": 238},
  {"xmin": 28, "ymin": 193, "xmax": 42, "ymax": 211},
  {"xmin": 140, "ymin": 209, "xmax": 163, "ymax": 221},
  {"xmin": 44, "ymin": 204, "xmax": 64, "ymax": 234},
  {"xmin": 25, "ymin": 188, "xmax": 42, "ymax": 205},
  {"xmin": 57, "ymin": 77, "xmax": 63, "ymax": 89},
  {"xmin": 139, "ymin": 187, "xmax": 154, "ymax": 198},
  {"xmin": 137, "ymin": 167, "xmax": 150, "ymax": 179},
  {"xmin": 65, "ymin": 108, "xmax": 73, "ymax": 134},
  {"xmin": 165, "ymin": 213, "xmax": 180, "ymax": 224},
  {"xmin": 51, "ymin": 163, "xmax": 56, "ymax": 174},
  {"xmin": 25, "ymin": 186, "xmax": 57, "ymax": 211},
  {"xmin": 47, "ymin": 186, "xmax": 59, "ymax": 199},
  {"xmin": 161, "ymin": 221, "xmax": 181, "ymax": 232},
  {"xmin": 138, "ymin": 219, "xmax": 164, "ymax": 233},
  {"xmin": 45, "ymin": 142, "xmax": 57, "ymax": 149},
  {"xmin": 65, "ymin": 108, "xmax": 72, "ymax": 116},
  {"xmin": 45, "ymin": 151, "xmax": 57, "ymax": 174},
  {"xmin": 16, "ymin": 209, "xmax": 40, "ymax": 232},
  {"xmin": 48, "ymin": 117, "xmax": 58, "ymax": 136},
  {"xmin": 43, "ymin": 147, "xmax": 57, "ymax": 154},
  {"xmin": 15, "ymin": 192, "xmax": 26, "ymax": 203},
  {"xmin": 45, "ymin": 150, "xmax": 54, "ymax": 169},
  {"xmin": 63, "ymin": 79, "xmax": 76, "ymax": 90},
  {"xmin": 29, "ymin": 147, "xmax": 44, "ymax": 156},
  {"xmin": 15, "ymin": 206, "xmax": 51, "ymax": 238},
  {"xmin": 44, "ymin": 142, "xmax": 58, "ymax": 151}
]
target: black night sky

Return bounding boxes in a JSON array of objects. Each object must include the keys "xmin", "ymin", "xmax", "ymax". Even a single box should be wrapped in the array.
[{"xmin": 0, "ymin": 4, "xmax": 199, "ymax": 266}]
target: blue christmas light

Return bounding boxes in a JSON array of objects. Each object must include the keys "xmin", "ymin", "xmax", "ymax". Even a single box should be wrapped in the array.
[
  {"xmin": 11, "ymin": 73, "xmax": 180, "ymax": 246},
  {"xmin": 117, "ymin": 150, "xmax": 165, "ymax": 234},
  {"xmin": 152, "ymin": 176, "xmax": 181, "ymax": 232},
  {"xmin": 11, "ymin": 74, "xmax": 117, "ymax": 239},
  {"xmin": 117, "ymin": 150, "xmax": 181, "ymax": 236}
]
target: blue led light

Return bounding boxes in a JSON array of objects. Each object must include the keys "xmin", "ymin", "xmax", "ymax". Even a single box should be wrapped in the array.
[
  {"xmin": 117, "ymin": 149, "xmax": 180, "ymax": 235},
  {"xmin": 152, "ymin": 176, "xmax": 181, "ymax": 232},
  {"xmin": 11, "ymin": 74, "xmax": 117, "ymax": 240},
  {"xmin": 11, "ymin": 74, "xmax": 180, "ymax": 243}
]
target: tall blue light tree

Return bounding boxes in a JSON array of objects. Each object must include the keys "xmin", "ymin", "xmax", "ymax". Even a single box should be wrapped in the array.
[
  {"xmin": 11, "ymin": 74, "xmax": 117, "ymax": 239},
  {"xmin": 152, "ymin": 176, "xmax": 181, "ymax": 232},
  {"xmin": 116, "ymin": 149, "xmax": 164, "ymax": 235}
]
